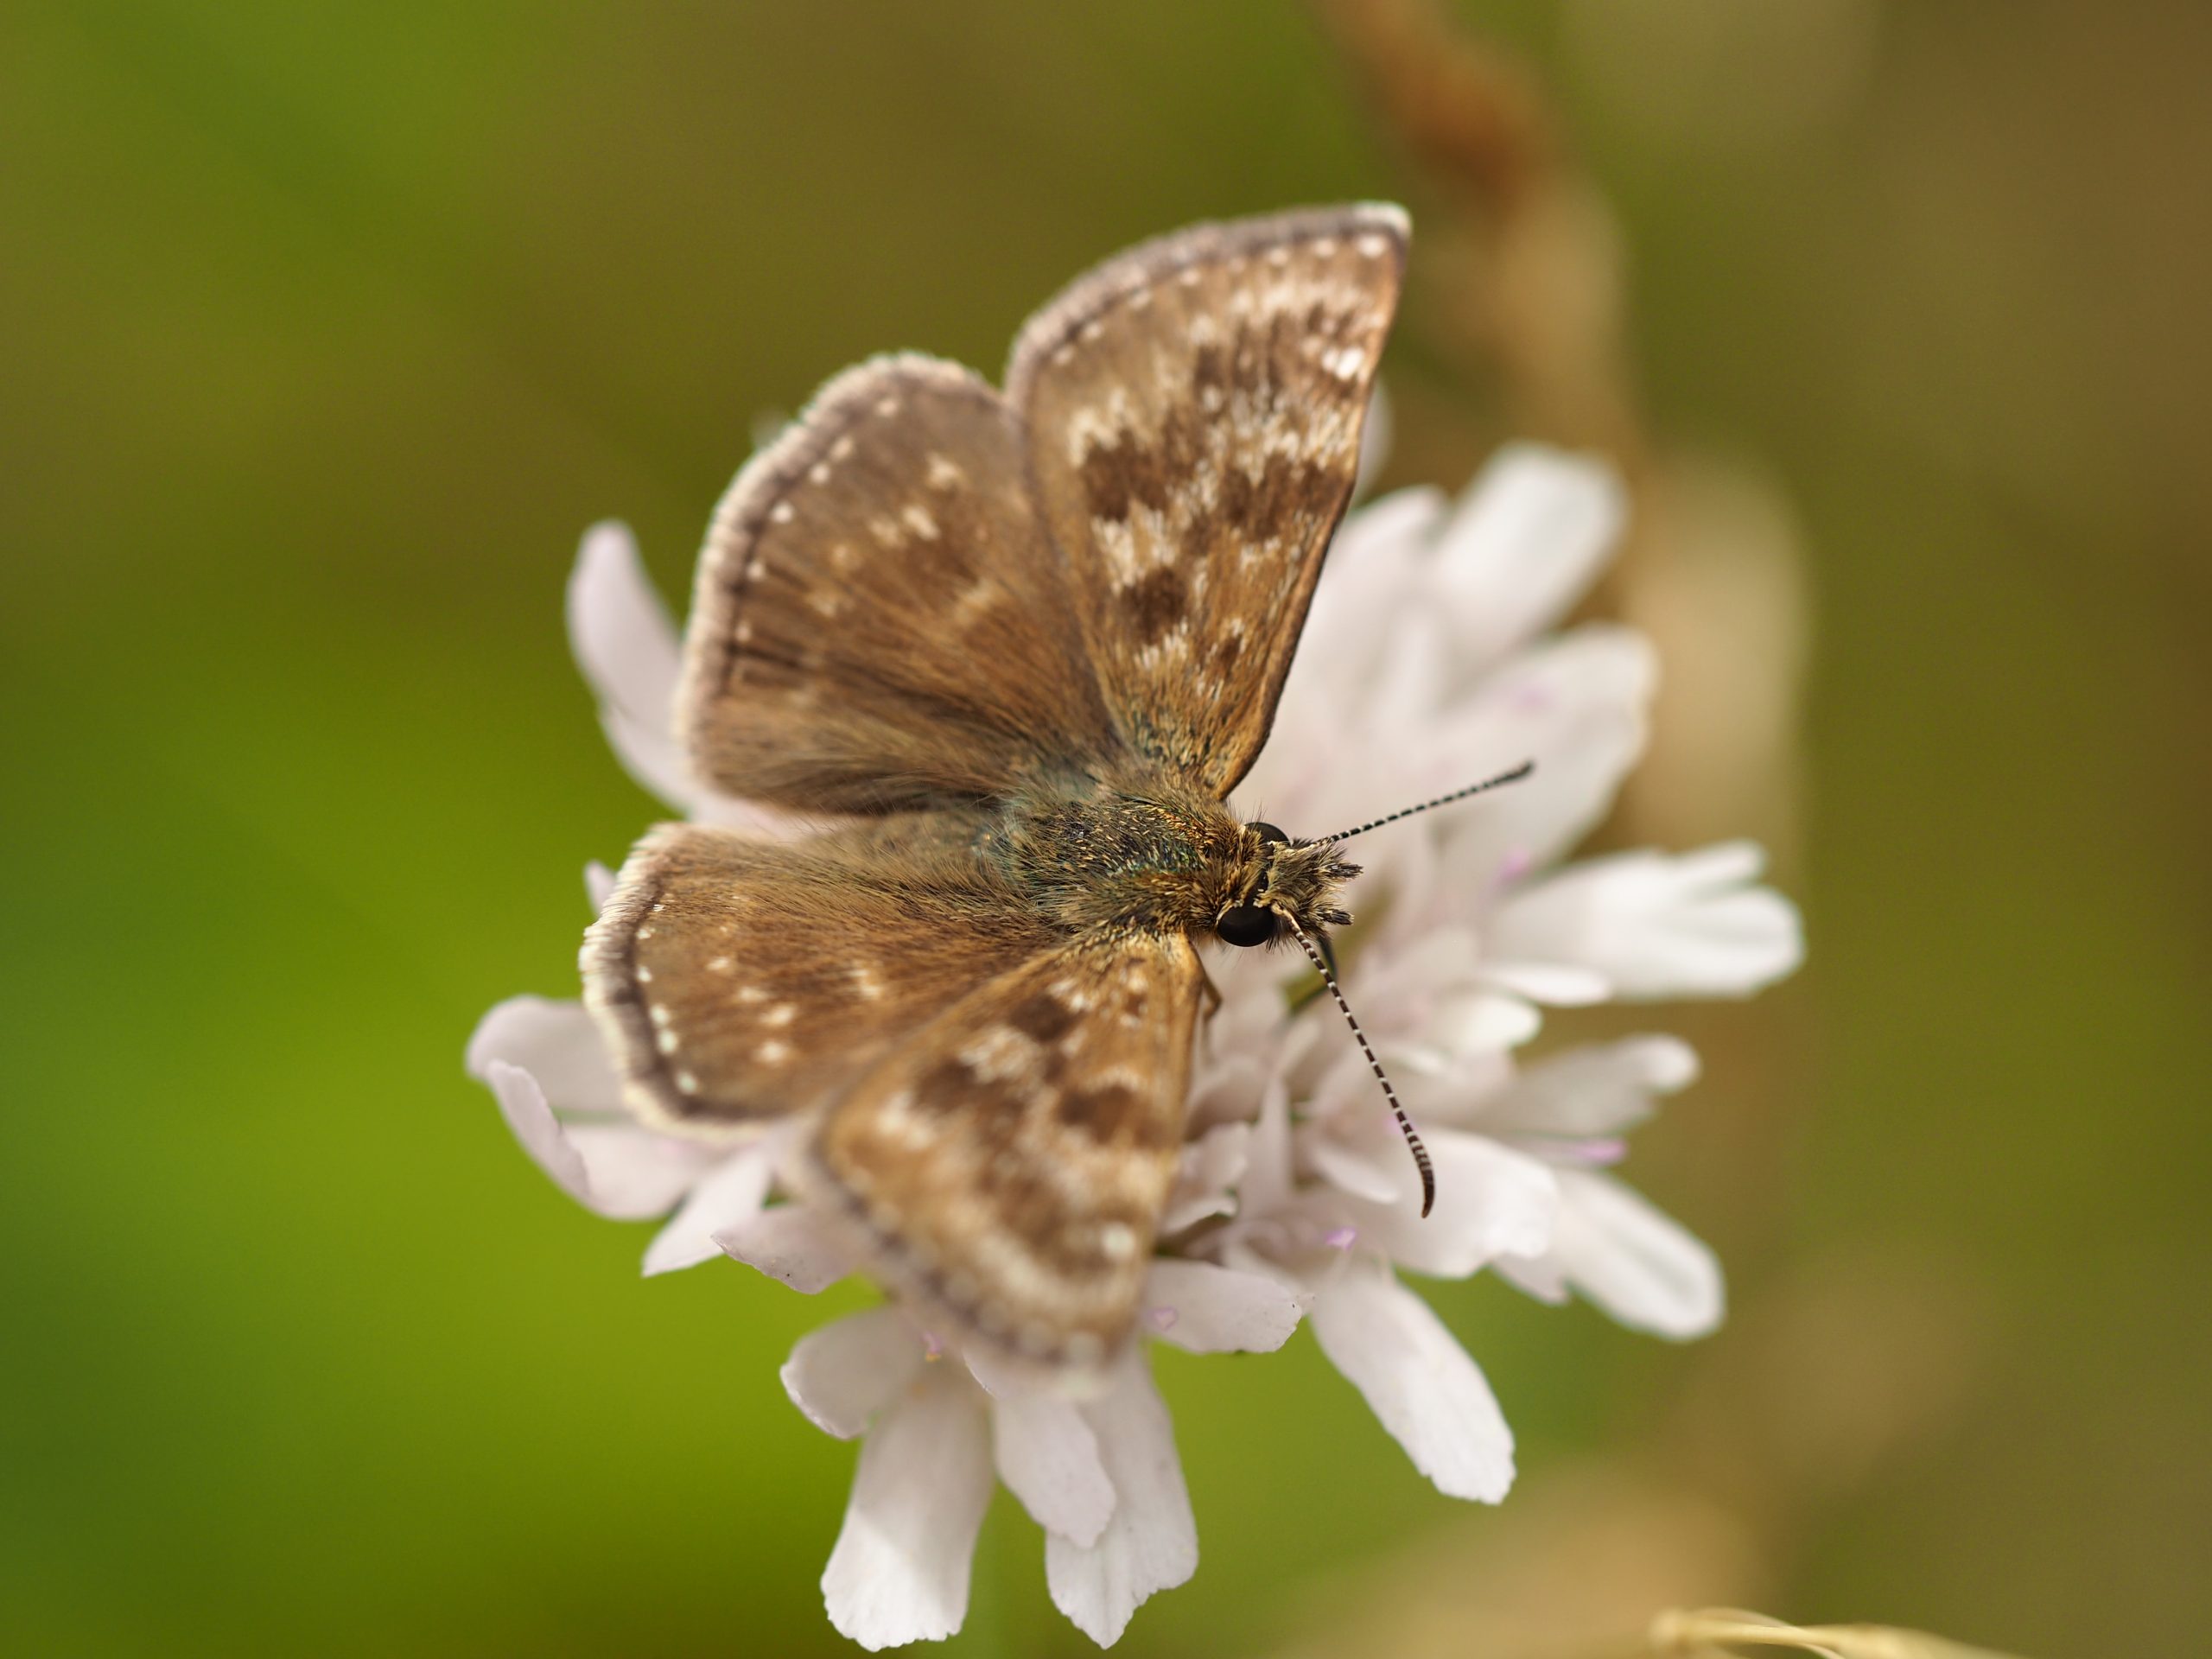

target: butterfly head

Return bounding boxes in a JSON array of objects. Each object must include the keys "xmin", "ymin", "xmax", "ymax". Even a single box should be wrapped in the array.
[{"xmin": 1211, "ymin": 822, "xmax": 1358, "ymax": 950}]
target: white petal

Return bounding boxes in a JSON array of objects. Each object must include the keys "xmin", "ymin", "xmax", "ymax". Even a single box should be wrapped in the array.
[
  {"xmin": 1427, "ymin": 988, "xmax": 1544, "ymax": 1055},
  {"xmin": 1162, "ymin": 1122, "xmax": 1251, "ymax": 1232},
  {"xmin": 716, "ymin": 1204, "xmax": 855, "ymax": 1293},
  {"xmin": 1492, "ymin": 1250, "xmax": 1569, "ymax": 1305},
  {"xmin": 477, "ymin": 1058, "xmax": 591, "ymax": 1205},
  {"xmin": 475, "ymin": 1054, "xmax": 709, "ymax": 1220},
  {"xmin": 1483, "ymin": 1035, "xmax": 1699, "ymax": 1139},
  {"xmin": 567, "ymin": 521, "xmax": 700, "ymax": 813},
  {"xmin": 823, "ymin": 1367, "xmax": 994, "ymax": 1649},
  {"xmin": 1488, "ymin": 840, "xmax": 1803, "ymax": 998},
  {"xmin": 1306, "ymin": 1134, "xmax": 1403, "ymax": 1205},
  {"xmin": 1437, "ymin": 626, "xmax": 1656, "ymax": 893},
  {"xmin": 1046, "ymin": 1357, "xmax": 1198, "ymax": 1646},
  {"xmin": 466, "ymin": 995, "xmax": 621, "ymax": 1113},
  {"xmin": 1236, "ymin": 1078, "xmax": 1297, "ymax": 1217},
  {"xmin": 640, "ymin": 1146, "xmax": 774, "ymax": 1275},
  {"xmin": 1478, "ymin": 959, "xmax": 1614, "ymax": 1006},
  {"xmin": 782, "ymin": 1306, "xmax": 926, "ymax": 1438},
  {"xmin": 584, "ymin": 860, "xmax": 616, "ymax": 912},
  {"xmin": 1431, "ymin": 444, "xmax": 1625, "ymax": 673},
  {"xmin": 1549, "ymin": 1167, "xmax": 1725, "ymax": 1339},
  {"xmin": 1308, "ymin": 1262, "xmax": 1516, "ymax": 1502},
  {"xmin": 1351, "ymin": 378, "xmax": 1394, "ymax": 502},
  {"xmin": 1276, "ymin": 486, "xmax": 1448, "ymax": 697},
  {"xmin": 1141, "ymin": 1259, "xmax": 1302, "ymax": 1354},
  {"xmin": 561, "ymin": 1124, "xmax": 720, "ymax": 1220},
  {"xmin": 1348, "ymin": 1128, "xmax": 1557, "ymax": 1278},
  {"xmin": 992, "ymin": 1390, "xmax": 1116, "ymax": 1548}
]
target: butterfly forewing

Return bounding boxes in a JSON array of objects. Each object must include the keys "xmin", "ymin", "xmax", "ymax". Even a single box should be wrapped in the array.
[
  {"xmin": 679, "ymin": 354, "xmax": 1122, "ymax": 812},
  {"xmin": 582, "ymin": 817, "xmax": 1059, "ymax": 1130},
  {"xmin": 807, "ymin": 929, "xmax": 1203, "ymax": 1364},
  {"xmin": 1007, "ymin": 205, "xmax": 1407, "ymax": 795}
]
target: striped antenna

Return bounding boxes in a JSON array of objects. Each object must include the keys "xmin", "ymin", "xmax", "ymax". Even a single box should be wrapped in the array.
[
  {"xmin": 1298, "ymin": 760, "xmax": 1535, "ymax": 847},
  {"xmin": 1285, "ymin": 915, "xmax": 1435, "ymax": 1218}
]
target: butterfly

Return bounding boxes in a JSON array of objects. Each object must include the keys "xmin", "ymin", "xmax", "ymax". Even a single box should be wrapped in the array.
[{"xmin": 582, "ymin": 204, "xmax": 1471, "ymax": 1371}]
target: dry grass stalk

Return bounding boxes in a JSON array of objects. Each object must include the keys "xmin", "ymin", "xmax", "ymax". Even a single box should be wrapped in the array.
[{"xmin": 1649, "ymin": 1608, "xmax": 2029, "ymax": 1659}]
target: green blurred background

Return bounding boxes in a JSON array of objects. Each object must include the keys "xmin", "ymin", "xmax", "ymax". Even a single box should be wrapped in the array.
[{"xmin": 3, "ymin": 3, "xmax": 2206, "ymax": 1656}]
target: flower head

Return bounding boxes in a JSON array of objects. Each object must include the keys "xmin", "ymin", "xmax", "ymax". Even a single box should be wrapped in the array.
[{"xmin": 468, "ymin": 445, "xmax": 1802, "ymax": 1647}]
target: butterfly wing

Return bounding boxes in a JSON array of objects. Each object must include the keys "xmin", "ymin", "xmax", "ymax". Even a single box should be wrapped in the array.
[
  {"xmin": 807, "ymin": 928, "xmax": 1203, "ymax": 1366},
  {"xmin": 679, "ymin": 355, "xmax": 1122, "ymax": 812},
  {"xmin": 581, "ymin": 816, "xmax": 1059, "ymax": 1131},
  {"xmin": 1007, "ymin": 204, "xmax": 1407, "ymax": 796}
]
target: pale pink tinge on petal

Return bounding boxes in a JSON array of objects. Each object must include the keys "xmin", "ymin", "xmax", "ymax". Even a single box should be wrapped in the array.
[
  {"xmin": 640, "ymin": 1145, "xmax": 775, "ymax": 1275},
  {"xmin": 822, "ymin": 1367, "xmax": 994, "ymax": 1649},
  {"xmin": 1141, "ymin": 1259, "xmax": 1302, "ymax": 1355},
  {"xmin": 991, "ymin": 1389, "xmax": 1116, "ymax": 1548},
  {"xmin": 782, "ymin": 1306, "xmax": 926, "ymax": 1440},
  {"xmin": 715, "ymin": 1204, "xmax": 855, "ymax": 1294},
  {"xmin": 1045, "ymin": 1356, "xmax": 1198, "ymax": 1647},
  {"xmin": 1548, "ymin": 1166, "xmax": 1725, "ymax": 1340},
  {"xmin": 1308, "ymin": 1262, "xmax": 1516, "ymax": 1503}
]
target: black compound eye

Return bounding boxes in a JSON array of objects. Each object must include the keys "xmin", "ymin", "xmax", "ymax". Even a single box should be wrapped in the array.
[
  {"xmin": 1250, "ymin": 821, "xmax": 1290, "ymax": 846},
  {"xmin": 1215, "ymin": 905, "xmax": 1279, "ymax": 948}
]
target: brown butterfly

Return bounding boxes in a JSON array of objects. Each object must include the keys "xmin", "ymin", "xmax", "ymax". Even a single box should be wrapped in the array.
[{"xmin": 582, "ymin": 205, "xmax": 1484, "ymax": 1370}]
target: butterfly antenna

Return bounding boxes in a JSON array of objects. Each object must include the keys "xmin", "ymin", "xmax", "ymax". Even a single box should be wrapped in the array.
[
  {"xmin": 1285, "ymin": 916, "xmax": 1435, "ymax": 1219},
  {"xmin": 1299, "ymin": 760, "xmax": 1535, "ymax": 847}
]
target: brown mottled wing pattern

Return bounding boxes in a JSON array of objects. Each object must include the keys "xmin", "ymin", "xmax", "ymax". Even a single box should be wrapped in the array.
[
  {"xmin": 581, "ymin": 816, "xmax": 1058, "ymax": 1131},
  {"xmin": 808, "ymin": 929, "xmax": 1203, "ymax": 1364},
  {"xmin": 1007, "ymin": 205, "xmax": 1407, "ymax": 795},
  {"xmin": 679, "ymin": 354, "xmax": 1121, "ymax": 812}
]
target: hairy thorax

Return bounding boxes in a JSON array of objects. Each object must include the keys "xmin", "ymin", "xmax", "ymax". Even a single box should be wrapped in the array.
[{"xmin": 986, "ymin": 760, "xmax": 1357, "ymax": 940}]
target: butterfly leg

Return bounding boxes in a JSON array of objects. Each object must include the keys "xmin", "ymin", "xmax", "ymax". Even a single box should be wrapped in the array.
[{"xmin": 1195, "ymin": 956, "xmax": 1224, "ymax": 1029}]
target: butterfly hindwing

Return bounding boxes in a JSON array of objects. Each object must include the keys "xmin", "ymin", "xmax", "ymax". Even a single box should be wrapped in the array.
[
  {"xmin": 806, "ymin": 928, "xmax": 1203, "ymax": 1365},
  {"xmin": 679, "ymin": 354, "xmax": 1122, "ymax": 812},
  {"xmin": 581, "ymin": 817, "xmax": 1059, "ymax": 1131},
  {"xmin": 1007, "ymin": 205, "xmax": 1407, "ymax": 795}
]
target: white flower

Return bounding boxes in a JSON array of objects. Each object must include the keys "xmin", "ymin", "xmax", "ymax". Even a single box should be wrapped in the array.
[
  {"xmin": 779, "ymin": 1255, "xmax": 1300, "ymax": 1649},
  {"xmin": 1162, "ymin": 445, "xmax": 1801, "ymax": 1499},
  {"xmin": 467, "ymin": 443, "xmax": 1802, "ymax": 1648}
]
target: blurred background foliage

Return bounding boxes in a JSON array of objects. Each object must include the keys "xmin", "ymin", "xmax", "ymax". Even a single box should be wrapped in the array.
[{"xmin": 3, "ymin": 3, "xmax": 2206, "ymax": 1656}]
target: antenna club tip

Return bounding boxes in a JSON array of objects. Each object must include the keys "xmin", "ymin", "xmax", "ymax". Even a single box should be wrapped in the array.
[{"xmin": 1420, "ymin": 1184, "xmax": 1435, "ymax": 1219}]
